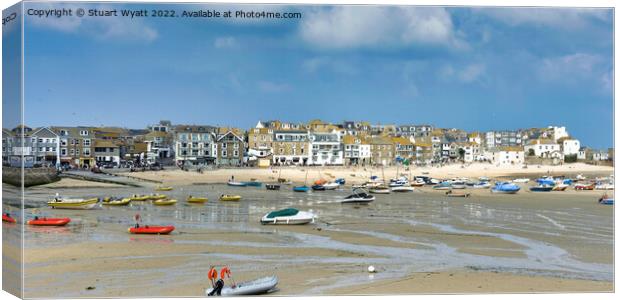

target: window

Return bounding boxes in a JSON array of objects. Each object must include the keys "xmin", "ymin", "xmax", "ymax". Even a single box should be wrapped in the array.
[
  {"xmin": 38, "ymin": 138, "xmax": 43, "ymax": 143},
  {"xmin": 84, "ymin": 139, "xmax": 91, "ymax": 146},
  {"xmin": 80, "ymin": 130, "xmax": 88, "ymax": 136},
  {"xmin": 76, "ymin": 149, "xmax": 81, "ymax": 155},
  {"xmin": 222, "ymin": 143, "xmax": 227, "ymax": 149},
  {"xmin": 234, "ymin": 143, "xmax": 239, "ymax": 149},
  {"xmin": 39, "ymin": 147, "xmax": 44, "ymax": 152},
  {"xmin": 222, "ymin": 150, "xmax": 227, "ymax": 157},
  {"xmin": 84, "ymin": 149, "xmax": 91, "ymax": 156},
  {"xmin": 61, "ymin": 148, "xmax": 67, "ymax": 156},
  {"xmin": 60, "ymin": 130, "xmax": 68, "ymax": 136},
  {"xmin": 70, "ymin": 149, "xmax": 75, "ymax": 155},
  {"xmin": 233, "ymin": 150, "xmax": 239, "ymax": 156}
]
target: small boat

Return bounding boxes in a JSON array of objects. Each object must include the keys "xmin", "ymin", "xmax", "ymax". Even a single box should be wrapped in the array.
[
  {"xmin": 153, "ymin": 199, "xmax": 177, "ymax": 206},
  {"xmin": 205, "ymin": 275, "xmax": 278, "ymax": 296},
  {"xmin": 341, "ymin": 188, "xmax": 376, "ymax": 203},
  {"xmin": 128, "ymin": 225, "xmax": 175, "ymax": 234},
  {"xmin": 479, "ymin": 176, "xmax": 490, "ymax": 182},
  {"xmin": 446, "ymin": 190, "xmax": 470, "ymax": 197},
  {"xmin": 536, "ymin": 177, "xmax": 556, "ymax": 186},
  {"xmin": 512, "ymin": 178, "xmax": 530, "ymax": 183},
  {"xmin": 575, "ymin": 174, "xmax": 586, "ymax": 181},
  {"xmin": 261, "ymin": 208, "xmax": 315, "ymax": 225},
  {"xmin": 530, "ymin": 185, "xmax": 553, "ymax": 192},
  {"xmin": 433, "ymin": 182, "xmax": 452, "ymax": 190},
  {"xmin": 130, "ymin": 194, "xmax": 151, "ymax": 201},
  {"xmin": 599, "ymin": 194, "xmax": 614, "ymax": 205},
  {"xmin": 491, "ymin": 182, "xmax": 520, "ymax": 194},
  {"xmin": 575, "ymin": 183, "xmax": 595, "ymax": 190},
  {"xmin": 155, "ymin": 186, "xmax": 174, "ymax": 191},
  {"xmin": 148, "ymin": 194, "xmax": 168, "ymax": 200},
  {"xmin": 102, "ymin": 198, "xmax": 132, "ymax": 206},
  {"xmin": 411, "ymin": 179, "xmax": 425, "ymax": 187},
  {"xmin": 27, "ymin": 217, "xmax": 71, "ymax": 226},
  {"xmin": 391, "ymin": 186, "xmax": 415, "ymax": 192},
  {"xmin": 389, "ymin": 177, "xmax": 409, "ymax": 187},
  {"xmin": 242, "ymin": 180, "xmax": 263, "ymax": 187},
  {"xmin": 220, "ymin": 195, "xmax": 242, "ymax": 201},
  {"xmin": 323, "ymin": 182, "xmax": 340, "ymax": 190},
  {"xmin": 48, "ymin": 197, "xmax": 99, "ymax": 210},
  {"xmin": 552, "ymin": 184, "xmax": 569, "ymax": 191},
  {"xmin": 227, "ymin": 181, "xmax": 247, "ymax": 187},
  {"xmin": 2, "ymin": 213, "xmax": 16, "ymax": 223},
  {"xmin": 335, "ymin": 178, "xmax": 346, "ymax": 185},
  {"xmin": 369, "ymin": 186, "xmax": 391, "ymax": 194},
  {"xmin": 311, "ymin": 184, "xmax": 326, "ymax": 191},
  {"xmin": 265, "ymin": 184, "xmax": 281, "ymax": 190},
  {"xmin": 472, "ymin": 182, "xmax": 491, "ymax": 189},
  {"xmin": 293, "ymin": 186, "xmax": 309, "ymax": 192},
  {"xmin": 187, "ymin": 196, "xmax": 208, "ymax": 203},
  {"xmin": 450, "ymin": 181, "xmax": 467, "ymax": 189},
  {"xmin": 595, "ymin": 183, "xmax": 614, "ymax": 190}
]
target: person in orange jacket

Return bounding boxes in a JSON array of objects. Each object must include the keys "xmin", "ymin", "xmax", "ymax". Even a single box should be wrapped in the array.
[{"xmin": 207, "ymin": 266, "xmax": 224, "ymax": 296}]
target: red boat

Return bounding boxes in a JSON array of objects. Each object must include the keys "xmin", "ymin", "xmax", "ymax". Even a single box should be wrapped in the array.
[
  {"xmin": 128, "ymin": 225, "xmax": 175, "ymax": 235},
  {"xmin": 2, "ymin": 213, "xmax": 16, "ymax": 223},
  {"xmin": 575, "ymin": 183, "xmax": 595, "ymax": 190},
  {"xmin": 27, "ymin": 217, "xmax": 71, "ymax": 226}
]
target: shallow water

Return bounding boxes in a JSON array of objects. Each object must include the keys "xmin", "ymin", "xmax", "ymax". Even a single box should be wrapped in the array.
[{"xmin": 2, "ymin": 181, "xmax": 614, "ymax": 296}]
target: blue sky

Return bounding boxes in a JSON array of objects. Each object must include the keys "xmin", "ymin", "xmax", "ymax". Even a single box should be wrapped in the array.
[{"xmin": 16, "ymin": 3, "xmax": 613, "ymax": 148}]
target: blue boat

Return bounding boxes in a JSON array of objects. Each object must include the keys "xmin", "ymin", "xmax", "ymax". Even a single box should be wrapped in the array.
[
  {"xmin": 599, "ymin": 198, "xmax": 614, "ymax": 205},
  {"xmin": 335, "ymin": 178, "xmax": 346, "ymax": 185},
  {"xmin": 536, "ymin": 178, "xmax": 556, "ymax": 186},
  {"xmin": 293, "ymin": 186, "xmax": 309, "ymax": 192},
  {"xmin": 491, "ymin": 182, "xmax": 520, "ymax": 194},
  {"xmin": 530, "ymin": 184, "xmax": 553, "ymax": 192},
  {"xmin": 311, "ymin": 184, "xmax": 326, "ymax": 191},
  {"xmin": 242, "ymin": 181, "xmax": 263, "ymax": 187}
]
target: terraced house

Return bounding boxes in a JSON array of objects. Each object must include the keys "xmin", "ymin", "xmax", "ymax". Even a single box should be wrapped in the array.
[
  {"xmin": 52, "ymin": 126, "xmax": 95, "ymax": 168},
  {"xmin": 272, "ymin": 130, "xmax": 309, "ymax": 165},
  {"xmin": 2, "ymin": 126, "xmax": 59, "ymax": 167},
  {"xmin": 369, "ymin": 135, "xmax": 394, "ymax": 166},
  {"xmin": 216, "ymin": 128, "xmax": 246, "ymax": 166},
  {"xmin": 247, "ymin": 127, "xmax": 274, "ymax": 167},
  {"xmin": 391, "ymin": 136, "xmax": 415, "ymax": 164},
  {"xmin": 308, "ymin": 130, "xmax": 343, "ymax": 166},
  {"xmin": 343, "ymin": 134, "xmax": 371, "ymax": 166},
  {"xmin": 174, "ymin": 125, "xmax": 217, "ymax": 166}
]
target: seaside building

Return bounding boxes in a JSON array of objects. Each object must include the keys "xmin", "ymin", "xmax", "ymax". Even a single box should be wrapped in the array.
[
  {"xmin": 257, "ymin": 120, "xmax": 305, "ymax": 131},
  {"xmin": 272, "ymin": 130, "xmax": 309, "ymax": 165},
  {"xmin": 456, "ymin": 142, "xmax": 482, "ymax": 163},
  {"xmin": 370, "ymin": 124, "xmax": 397, "ymax": 136},
  {"xmin": 391, "ymin": 136, "xmax": 415, "ymax": 164},
  {"xmin": 3, "ymin": 126, "xmax": 60, "ymax": 168},
  {"xmin": 559, "ymin": 138, "xmax": 581, "ymax": 156},
  {"xmin": 94, "ymin": 139, "xmax": 120, "ymax": 166},
  {"xmin": 489, "ymin": 146, "xmax": 525, "ymax": 166},
  {"xmin": 524, "ymin": 139, "xmax": 563, "ymax": 159},
  {"xmin": 396, "ymin": 124, "xmax": 434, "ymax": 138},
  {"xmin": 592, "ymin": 150, "xmax": 610, "ymax": 161},
  {"xmin": 52, "ymin": 126, "xmax": 95, "ymax": 169},
  {"xmin": 484, "ymin": 130, "xmax": 524, "ymax": 150},
  {"xmin": 341, "ymin": 121, "xmax": 372, "ymax": 136},
  {"xmin": 413, "ymin": 139, "xmax": 433, "ymax": 165},
  {"xmin": 143, "ymin": 130, "xmax": 173, "ymax": 164},
  {"xmin": 369, "ymin": 136, "xmax": 394, "ymax": 166},
  {"xmin": 247, "ymin": 127, "xmax": 274, "ymax": 167},
  {"xmin": 216, "ymin": 129, "xmax": 246, "ymax": 166},
  {"xmin": 308, "ymin": 130, "xmax": 343, "ymax": 166},
  {"xmin": 173, "ymin": 125, "xmax": 218, "ymax": 166},
  {"xmin": 343, "ymin": 134, "xmax": 371, "ymax": 166}
]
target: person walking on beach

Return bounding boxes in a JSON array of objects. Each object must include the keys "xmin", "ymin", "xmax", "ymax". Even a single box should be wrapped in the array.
[
  {"xmin": 134, "ymin": 213, "xmax": 141, "ymax": 228},
  {"xmin": 207, "ymin": 266, "xmax": 224, "ymax": 296}
]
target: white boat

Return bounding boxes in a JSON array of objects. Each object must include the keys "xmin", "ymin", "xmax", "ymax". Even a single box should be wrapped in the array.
[
  {"xmin": 472, "ymin": 182, "xmax": 491, "ymax": 189},
  {"xmin": 341, "ymin": 188, "xmax": 375, "ymax": 203},
  {"xmin": 369, "ymin": 186, "xmax": 391, "ymax": 194},
  {"xmin": 391, "ymin": 186, "xmax": 415, "ymax": 192},
  {"xmin": 47, "ymin": 196, "xmax": 99, "ymax": 209},
  {"xmin": 512, "ymin": 178, "xmax": 530, "ymax": 183},
  {"xmin": 260, "ymin": 208, "xmax": 315, "ymax": 225},
  {"xmin": 450, "ymin": 181, "xmax": 467, "ymax": 189},
  {"xmin": 389, "ymin": 177, "xmax": 409, "ymax": 187},
  {"xmin": 206, "ymin": 276, "xmax": 278, "ymax": 296},
  {"xmin": 595, "ymin": 183, "xmax": 614, "ymax": 190},
  {"xmin": 227, "ymin": 181, "xmax": 247, "ymax": 187},
  {"xmin": 322, "ymin": 182, "xmax": 340, "ymax": 190}
]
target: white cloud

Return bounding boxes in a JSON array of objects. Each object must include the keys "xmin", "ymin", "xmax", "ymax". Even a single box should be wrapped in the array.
[
  {"xmin": 26, "ymin": 3, "xmax": 158, "ymax": 42},
  {"xmin": 538, "ymin": 53, "xmax": 611, "ymax": 91},
  {"xmin": 215, "ymin": 36, "xmax": 237, "ymax": 49},
  {"xmin": 475, "ymin": 8, "xmax": 611, "ymax": 29},
  {"xmin": 257, "ymin": 81, "xmax": 291, "ymax": 93},
  {"xmin": 299, "ymin": 6, "xmax": 465, "ymax": 50}
]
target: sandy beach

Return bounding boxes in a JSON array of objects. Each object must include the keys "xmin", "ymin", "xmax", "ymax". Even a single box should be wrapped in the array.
[{"xmin": 2, "ymin": 163, "xmax": 614, "ymax": 297}]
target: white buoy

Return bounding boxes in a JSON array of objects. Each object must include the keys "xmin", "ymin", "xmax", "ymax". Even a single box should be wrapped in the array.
[{"xmin": 368, "ymin": 265, "xmax": 376, "ymax": 273}]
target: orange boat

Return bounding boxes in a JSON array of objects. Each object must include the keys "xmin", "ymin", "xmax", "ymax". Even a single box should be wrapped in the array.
[
  {"xmin": 2, "ymin": 213, "xmax": 16, "ymax": 223},
  {"xmin": 27, "ymin": 217, "xmax": 71, "ymax": 226},
  {"xmin": 128, "ymin": 225, "xmax": 175, "ymax": 235},
  {"xmin": 314, "ymin": 178, "xmax": 327, "ymax": 185}
]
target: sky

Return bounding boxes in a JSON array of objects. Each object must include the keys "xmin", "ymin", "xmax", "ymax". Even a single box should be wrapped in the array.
[{"xmin": 12, "ymin": 3, "xmax": 614, "ymax": 148}]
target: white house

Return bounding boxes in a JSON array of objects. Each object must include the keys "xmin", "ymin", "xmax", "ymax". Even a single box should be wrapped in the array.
[
  {"xmin": 548, "ymin": 126, "xmax": 569, "ymax": 142},
  {"xmin": 343, "ymin": 135, "xmax": 371, "ymax": 166},
  {"xmin": 308, "ymin": 130, "xmax": 343, "ymax": 166},
  {"xmin": 593, "ymin": 150, "xmax": 609, "ymax": 161},
  {"xmin": 490, "ymin": 146, "xmax": 525, "ymax": 166},
  {"xmin": 561, "ymin": 139, "xmax": 581, "ymax": 156},
  {"xmin": 524, "ymin": 139, "xmax": 562, "ymax": 159}
]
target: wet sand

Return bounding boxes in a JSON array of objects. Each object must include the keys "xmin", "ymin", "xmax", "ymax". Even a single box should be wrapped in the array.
[{"xmin": 1, "ymin": 168, "xmax": 614, "ymax": 298}]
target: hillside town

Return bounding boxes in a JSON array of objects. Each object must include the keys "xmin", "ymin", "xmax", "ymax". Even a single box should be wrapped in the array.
[{"xmin": 2, "ymin": 120, "xmax": 613, "ymax": 170}]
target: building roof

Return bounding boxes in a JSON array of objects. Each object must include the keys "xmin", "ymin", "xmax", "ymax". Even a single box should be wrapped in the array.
[
  {"xmin": 343, "ymin": 135, "xmax": 369, "ymax": 144},
  {"xmin": 94, "ymin": 140, "xmax": 119, "ymax": 148},
  {"xmin": 497, "ymin": 146, "xmax": 524, "ymax": 152},
  {"xmin": 370, "ymin": 136, "xmax": 393, "ymax": 145}
]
